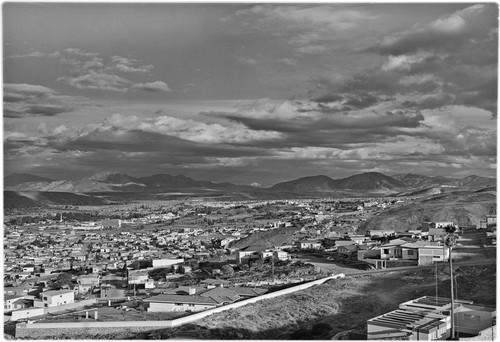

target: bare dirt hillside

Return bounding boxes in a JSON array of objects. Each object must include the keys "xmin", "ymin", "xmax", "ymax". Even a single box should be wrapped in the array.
[
  {"xmin": 359, "ymin": 190, "xmax": 496, "ymax": 233},
  {"xmin": 230, "ymin": 226, "xmax": 301, "ymax": 249}
]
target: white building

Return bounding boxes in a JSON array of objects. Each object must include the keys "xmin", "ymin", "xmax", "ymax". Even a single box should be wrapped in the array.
[
  {"xmin": 367, "ymin": 296, "xmax": 495, "ymax": 340},
  {"xmin": 35, "ymin": 290, "xmax": 74, "ymax": 308},
  {"xmin": 152, "ymin": 257, "xmax": 184, "ymax": 268}
]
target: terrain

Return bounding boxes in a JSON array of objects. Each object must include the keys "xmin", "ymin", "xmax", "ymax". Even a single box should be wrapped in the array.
[
  {"xmin": 4, "ymin": 171, "xmax": 496, "ymax": 209},
  {"xmin": 137, "ymin": 264, "xmax": 495, "ymax": 340},
  {"xmin": 360, "ymin": 188, "xmax": 496, "ymax": 233}
]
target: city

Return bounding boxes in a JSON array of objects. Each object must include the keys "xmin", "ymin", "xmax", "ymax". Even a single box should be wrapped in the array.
[
  {"xmin": 3, "ymin": 175, "xmax": 497, "ymax": 339},
  {"xmin": 3, "ymin": 2, "xmax": 497, "ymax": 340}
]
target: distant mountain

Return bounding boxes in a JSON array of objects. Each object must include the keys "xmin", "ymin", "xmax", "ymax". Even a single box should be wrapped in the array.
[
  {"xmin": 5, "ymin": 172, "xmax": 253, "ymax": 193},
  {"xmin": 338, "ymin": 172, "xmax": 407, "ymax": 191},
  {"xmin": 269, "ymin": 172, "xmax": 408, "ymax": 193},
  {"xmin": 5, "ymin": 171, "xmax": 495, "ymax": 195},
  {"xmin": 393, "ymin": 173, "xmax": 496, "ymax": 190},
  {"xmin": 4, "ymin": 173, "xmax": 54, "ymax": 187},
  {"xmin": 89, "ymin": 172, "xmax": 139, "ymax": 184},
  {"xmin": 269, "ymin": 175, "xmax": 338, "ymax": 192}
]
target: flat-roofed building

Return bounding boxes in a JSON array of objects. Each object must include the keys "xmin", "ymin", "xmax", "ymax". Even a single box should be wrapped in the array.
[{"xmin": 367, "ymin": 296, "xmax": 495, "ymax": 340}]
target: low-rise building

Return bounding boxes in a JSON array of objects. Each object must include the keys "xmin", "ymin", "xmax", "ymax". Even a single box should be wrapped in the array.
[
  {"xmin": 145, "ymin": 294, "xmax": 218, "ymax": 312},
  {"xmin": 298, "ymin": 240, "xmax": 322, "ymax": 250},
  {"xmin": 367, "ymin": 296, "xmax": 495, "ymax": 340},
  {"xmin": 35, "ymin": 290, "xmax": 74, "ymax": 308}
]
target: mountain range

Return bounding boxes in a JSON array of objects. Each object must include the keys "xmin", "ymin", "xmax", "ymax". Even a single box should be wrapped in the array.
[{"xmin": 4, "ymin": 171, "xmax": 496, "ymax": 194}]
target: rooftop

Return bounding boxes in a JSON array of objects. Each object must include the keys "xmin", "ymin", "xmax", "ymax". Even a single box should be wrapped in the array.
[{"xmin": 144, "ymin": 294, "xmax": 218, "ymax": 305}]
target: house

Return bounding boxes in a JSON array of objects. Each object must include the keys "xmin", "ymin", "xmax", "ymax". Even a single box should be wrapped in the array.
[
  {"xmin": 152, "ymin": 256, "xmax": 184, "ymax": 268},
  {"xmin": 348, "ymin": 235, "xmax": 370, "ymax": 244},
  {"xmin": 428, "ymin": 222, "xmax": 458, "ymax": 242},
  {"xmin": 77, "ymin": 274, "xmax": 100, "ymax": 294},
  {"xmin": 418, "ymin": 245, "xmax": 449, "ymax": 265},
  {"xmin": 128, "ymin": 269, "xmax": 149, "ymax": 285},
  {"xmin": 299, "ymin": 240, "xmax": 322, "ymax": 250},
  {"xmin": 368, "ymin": 230, "xmax": 396, "ymax": 238},
  {"xmin": 35, "ymin": 290, "xmax": 74, "ymax": 308},
  {"xmin": 380, "ymin": 239, "xmax": 410, "ymax": 260},
  {"xmin": 201, "ymin": 278, "xmax": 232, "ymax": 289},
  {"xmin": 273, "ymin": 250, "xmax": 288, "ymax": 261},
  {"xmin": 199, "ymin": 287, "xmax": 241, "ymax": 305},
  {"xmin": 259, "ymin": 250, "xmax": 274, "ymax": 261},
  {"xmin": 337, "ymin": 244, "xmax": 359, "ymax": 255},
  {"xmin": 367, "ymin": 296, "xmax": 495, "ymax": 340},
  {"xmin": 4, "ymin": 294, "xmax": 30, "ymax": 312},
  {"xmin": 145, "ymin": 294, "xmax": 218, "ymax": 312},
  {"xmin": 236, "ymin": 245, "xmax": 269, "ymax": 263}
]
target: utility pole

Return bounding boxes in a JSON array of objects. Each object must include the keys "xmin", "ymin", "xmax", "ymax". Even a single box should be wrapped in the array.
[
  {"xmin": 449, "ymin": 245, "xmax": 455, "ymax": 340},
  {"xmin": 444, "ymin": 224, "xmax": 457, "ymax": 340}
]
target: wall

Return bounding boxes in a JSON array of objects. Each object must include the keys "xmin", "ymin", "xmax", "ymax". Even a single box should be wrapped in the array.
[
  {"xmin": 11, "ymin": 298, "xmax": 97, "ymax": 321},
  {"xmin": 17, "ymin": 274, "xmax": 345, "ymax": 338}
]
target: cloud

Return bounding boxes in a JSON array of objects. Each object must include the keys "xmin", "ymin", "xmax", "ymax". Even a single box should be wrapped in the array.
[
  {"xmin": 236, "ymin": 56, "xmax": 257, "ymax": 66},
  {"xmin": 58, "ymin": 71, "xmax": 131, "ymax": 92},
  {"xmin": 132, "ymin": 81, "xmax": 171, "ymax": 92},
  {"xmin": 110, "ymin": 56, "xmax": 153, "ymax": 74},
  {"xmin": 19, "ymin": 47, "xmax": 171, "ymax": 93},
  {"xmin": 371, "ymin": 4, "xmax": 495, "ymax": 55},
  {"xmin": 3, "ymin": 83, "xmax": 90, "ymax": 118},
  {"xmin": 236, "ymin": 4, "xmax": 377, "ymax": 56},
  {"xmin": 5, "ymin": 50, "xmax": 61, "ymax": 59}
]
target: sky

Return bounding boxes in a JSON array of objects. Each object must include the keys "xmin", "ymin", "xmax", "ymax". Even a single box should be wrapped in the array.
[{"xmin": 3, "ymin": 3, "xmax": 498, "ymax": 186}]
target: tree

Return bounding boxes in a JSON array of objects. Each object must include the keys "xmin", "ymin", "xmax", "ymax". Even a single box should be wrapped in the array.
[
  {"xmin": 221, "ymin": 265, "xmax": 234, "ymax": 277},
  {"xmin": 50, "ymin": 272, "xmax": 74, "ymax": 289}
]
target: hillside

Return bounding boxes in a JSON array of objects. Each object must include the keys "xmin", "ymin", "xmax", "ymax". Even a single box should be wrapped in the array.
[
  {"xmin": 230, "ymin": 226, "xmax": 301, "ymax": 249},
  {"xmin": 269, "ymin": 175, "xmax": 337, "ymax": 192},
  {"xmin": 4, "ymin": 191, "xmax": 109, "ymax": 208},
  {"xmin": 269, "ymin": 172, "xmax": 408, "ymax": 193},
  {"xmin": 360, "ymin": 190, "xmax": 496, "ymax": 233},
  {"xmin": 160, "ymin": 265, "xmax": 495, "ymax": 340},
  {"xmin": 393, "ymin": 173, "xmax": 496, "ymax": 190}
]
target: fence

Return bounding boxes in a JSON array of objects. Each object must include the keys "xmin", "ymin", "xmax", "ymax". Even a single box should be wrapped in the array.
[{"xmin": 16, "ymin": 273, "xmax": 345, "ymax": 338}]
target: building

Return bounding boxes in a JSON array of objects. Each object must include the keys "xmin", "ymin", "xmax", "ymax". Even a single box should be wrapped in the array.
[
  {"xmin": 367, "ymin": 296, "xmax": 495, "ymax": 340},
  {"xmin": 273, "ymin": 250, "xmax": 288, "ymax": 261},
  {"xmin": 236, "ymin": 245, "xmax": 269, "ymax": 263},
  {"xmin": 145, "ymin": 294, "xmax": 218, "ymax": 312},
  {"xmin": 35, "ymin": 290, "xmax": 74, "ymax": 308},
  {"xmin": 152, "ymin": 256, "xmax": 184, "ymax": 268},
  {"xmin": 77, "ymin": 274, "xmax": 100, "ymax": 294},
  {"xmin": 4, "ymin": 294, "xmax": 30, "ymax": 312},
  {"xmin": 298, "ymin": 240, "xmax": 322, "ymax": 250},
  {"xmin": 127, "ymin": 269, "xmax": 150, "ymax": 285},
  {"xmin": 428, "ymin": 222, "xmax": 458, "ymax": 242},
  {"xmin": 418, "ymin": 245, "xmax": 449, "ymax": 265}
]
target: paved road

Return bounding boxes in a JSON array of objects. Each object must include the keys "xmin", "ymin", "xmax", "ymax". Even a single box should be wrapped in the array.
[{"xmin": 342, "ymin": 258, "xmax": 496, "ymax": 277}]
